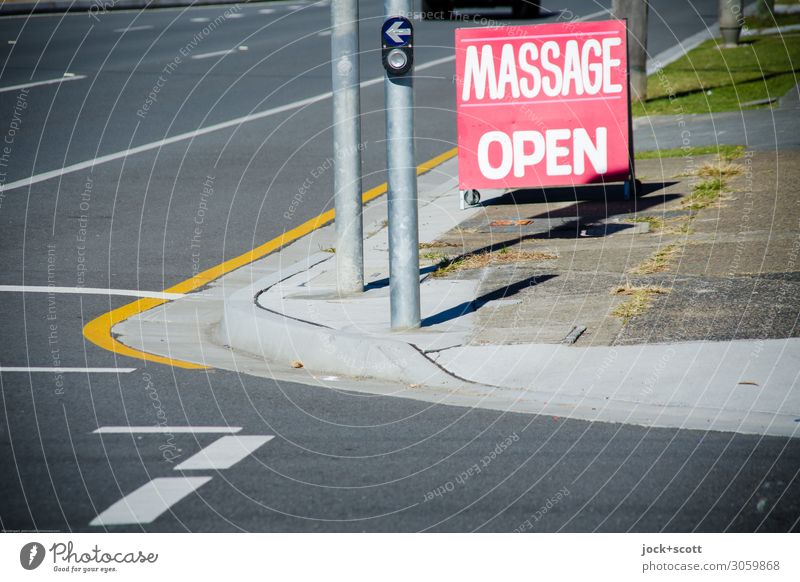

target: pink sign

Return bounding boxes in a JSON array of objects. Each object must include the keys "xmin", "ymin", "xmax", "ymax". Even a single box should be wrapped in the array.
[{"xmin": 455, "ymin": 20, "xmax": 630, "ymax": 190}]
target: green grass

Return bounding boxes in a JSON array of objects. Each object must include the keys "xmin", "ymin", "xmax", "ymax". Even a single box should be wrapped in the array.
[
  {"xmin": 611, "ymin": 285, "xmax": 669, "ymax": 322},
  {"xmin": 629, "ymin": 216, "xmax": 665, "ymax": 231},
  {"xmin": 745, "ymin": 12, "xmax": 800, "ymax": 29},
  {"xmin": 633, "ymin": 35, "xmax": 800, "ymax": 116},
  {"xmin": 420, "ymin": 251, "xmax": 448, "ymax": 262},
  {"xmin": 629, "ymin": 244, "xmax": 680, "ymax": 275},
  {"xmin": 684, "ymin": 178, "xmax": 725, "ymax": 210},
  {"xmin": 635, "ymin": 145, "xmax": 745, "ymax": 160}
]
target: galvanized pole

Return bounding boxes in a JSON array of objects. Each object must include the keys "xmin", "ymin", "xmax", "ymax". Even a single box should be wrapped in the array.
[
  {"xmin": 331, "ymin": 0, "xmax": 364, "ymax": 295},
  {"xmin": 612, "ymin": 0, "xmax": 649, "ymax": 101},
  {"xmin": 719, "ymin": 0, "xmax": 743, "ymax": 47},
  {"xmin": 384, "ymin": 0, "xmax": 420, "ymax": 330}
]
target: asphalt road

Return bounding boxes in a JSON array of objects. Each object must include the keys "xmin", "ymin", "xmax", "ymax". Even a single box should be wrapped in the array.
[{"xmin": 1, "ymin": 0, "xmax": 798, "ymax": 532}]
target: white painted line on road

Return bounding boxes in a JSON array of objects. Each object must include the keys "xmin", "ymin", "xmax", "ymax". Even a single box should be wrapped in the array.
[
  {"xmin": 0, "ymin": 55, "xmax": 455, "ymax": 193},
  {"xmin": 114, "ymin": 25, "xmax": 155, "ymax": 33},
  {"xmin": 89, "ymin": 477, "xmax": 211, "ymax": 526},
  {"xmin": 317, "ymin": 30, "xmax": 332, "ymax": 37},
  {"xmin": 0, "ymin": 367, "xmax": 136, "ymax": 373},
  {"xmin": 0, "ymin": 75, "xmax": 86, "ymax": 94},
  {"xmin": 93, "ymin": 426, "xmax": 242, "ymax": 434},
  {"xmin": 0, "ymin": 285, "xmax": 185, "ymax": 300},
  {"xmin": 190, "ymin": 48, "xmax": 238, "ymax": 60},
  {"xmin": 175, "ymin": 435, "xmax": 273, "ymax": 470},
  {"xmin": 190, "ymin": 17, "xmax": 210, "ymax": 22},
  {"xmin": 226, "ymin": 13, "xmax": 244, "ymax": 18},
  {"xmin": 258, "ymin": 8, "xmax": 276, "ymax": 14}
]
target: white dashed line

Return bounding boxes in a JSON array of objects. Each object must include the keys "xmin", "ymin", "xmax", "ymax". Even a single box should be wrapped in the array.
[
  {"xmin": 0, "ymin": 75, "xmax": 86, "ymax": 93},
  {"xmin": 191, "ymin": 48, "xmax": 242, "ymax": 60},
  {"xmin": 93, "ymin": 426, "xmax": 242, "ymax": 434},
  {"xmin": 258, "ymin": 8, "xmax": 275, "ymax": 14},
  {"xmin": 90, "ymin": 477, "xmax": 211, "ymax": 526},
  {"xmin": 190, "ymin": 17, "xmax": 210, "ymax": 22},
  {"xmin": 317, "ymin": 30, "xmax": 332, "ymax": 37},
  {"xmin": 114, "ymin": 25, "xmax": 154, "ymax": 32},
  {"xmin": 0, "ymin": 285, "xmax": 184, "ymax": 300},
  {"xmin": 175, "ymin": 435, "xmax": 273, "ymax": 471}
]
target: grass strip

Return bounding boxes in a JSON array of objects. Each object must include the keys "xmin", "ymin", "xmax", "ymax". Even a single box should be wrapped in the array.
[{"xmin": 633, "ymin": 34, "xmax": 800, "ymax": 116}]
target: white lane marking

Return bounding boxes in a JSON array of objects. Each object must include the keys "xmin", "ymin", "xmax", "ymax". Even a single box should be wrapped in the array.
[
  {"xmin": 190, "ymin": 17, "xmax": 210, "ymax": 22},
  {"xmin": 226, "ymin": 13, "xmax": 244, "ymax": 18},
  {"xmin": 258, "ymin": 8, "xmax": 276, "ymax": 14},
  {"xmin": 0, "ymin": 75, "xmax": 86, "ymax": 94},
  {"xmin": 0, "ymin": 285, "xmax": 185, "ymax": 300},
  {"xmin": 94, "ymin": 426, "xmax": 242, "ymax": 434},
  {"xmin": 189, "ymin": 47, "xmax": 241, "ymax": 59},
  {"xmin": 0, "ymin": 367, "xmax": 135, "ymax": 373},
  {"xmin": 317, "ymin": 30, "xmax": 332, "ymax": 37},
  {"xmin": 114, "ymin": 25, "xmax": 155, "ymax": 33},
  {"xmin": 0, "ymin": 55, "xmax": 455, "ymax": 194},
  {"xmin": 8, "ymin": 40, "xmax": 16, "ymax": 45},
  {"xmin": 89, "ymin": 477, "xmax": 211, "ymax": 526},
  {"xmin": 175, "ymin": 435, "xmax": 273, "ymax": 470}
]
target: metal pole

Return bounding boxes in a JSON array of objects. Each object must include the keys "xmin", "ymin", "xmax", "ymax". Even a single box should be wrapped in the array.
[
  {"xmin": 719, "ymin": 0, "xmax": 743, "ymax": 47},
  {"xmin": 612, "ymin": 0, "xmax": 648, "ymax": 101},
  {"xmin": 384, "ymin": 0, "xmax": 420, "ymax": 330},
  {"xmin": 331, "ymin": 0, "xmax": 364, "ymax": 295}
]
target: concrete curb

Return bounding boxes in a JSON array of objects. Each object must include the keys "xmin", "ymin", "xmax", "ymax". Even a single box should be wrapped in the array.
[
  {"xmin": 0, "ymin": 0, "xmax": 257, "ymax": 16},
  {"xmin": 215, "ymin": 252, "xmax": 465, "ymax": 389}
]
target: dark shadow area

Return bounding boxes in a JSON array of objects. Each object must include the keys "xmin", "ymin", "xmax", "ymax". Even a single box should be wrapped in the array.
[
  {"xmin": 459, "ymin": 181, "xmax": 682, "ymax": 245},
  {"xmin": 422, "ymin": 274, "xmax": 556, "ymax": 327},
  {"xmin": 483, "ymin": 181, "xmax": 676, "ymax": 206},
  {"xmin": 365, "ymin": 264, "xmax": 439, "ymax": 291}
]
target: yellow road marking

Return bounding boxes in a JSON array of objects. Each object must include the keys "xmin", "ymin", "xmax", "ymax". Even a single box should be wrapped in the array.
[{"xmin": 83, "ymin": 147, "xmax": 459, "ymax": 369}]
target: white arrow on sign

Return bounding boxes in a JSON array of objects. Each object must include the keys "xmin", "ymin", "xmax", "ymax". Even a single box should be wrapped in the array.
[{"xmin": 386, "ymin": 20, "xmax": 411, "ymax": 44}]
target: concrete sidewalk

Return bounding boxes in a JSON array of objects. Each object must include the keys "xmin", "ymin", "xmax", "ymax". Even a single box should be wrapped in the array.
[{"xmin": 114, "ymin": 90, "xmax": 800, "ymax": 440}]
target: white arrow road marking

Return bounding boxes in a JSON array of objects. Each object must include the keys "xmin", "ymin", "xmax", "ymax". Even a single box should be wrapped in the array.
[
  {"xmin": 90, "ymin": 477, "xmax": 211, "ymax": 526},
  {"xmin": 0, "ymin": 285, "xmax": 185, "ymax": 300},
  {"xmin": 94, "ymin": 426, "xmax": 242, "ymax": 434},
  {"xmin": 0, "ymin": 367, "xmax": 135, "ymax": 373},
  {"xmin": 385, "ymin": 21, "xmax": 411, "ymax": 44},
  {"xmin": 0, "ymin": 75, "xmax": 86, "ymax": 93},
  {"xmin": 175, "ymin": 435, "xmax": 273, "ymax": 470}
]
